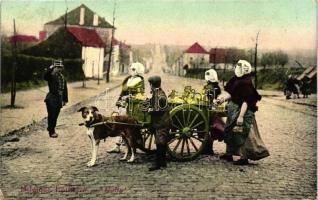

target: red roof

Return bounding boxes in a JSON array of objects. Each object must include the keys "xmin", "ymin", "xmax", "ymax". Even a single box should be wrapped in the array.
[
  {"xmin": 10, "ymin": 35, "xmax": 39, "ymax": 43},
  {"xmin": 185, "ymin": 42, "xmax": 208, "ymax": 54},
  {"xmin": 67, "ymin": 27, "xmax": 104, "ymax": 48},
  {"xmin": 209, "ymin": 48, "xmax": 227, "ymax": 63}
]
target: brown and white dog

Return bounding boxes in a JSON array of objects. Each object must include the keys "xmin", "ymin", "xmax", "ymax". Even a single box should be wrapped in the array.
[{"xmin": 78, "ymin": 106, "xmax": 149, "ymax": 167}]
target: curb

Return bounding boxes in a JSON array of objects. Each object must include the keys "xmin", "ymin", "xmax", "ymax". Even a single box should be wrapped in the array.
[{"xmin": 263, "ymin": 95, "xmax": 316, "ymax": 108}]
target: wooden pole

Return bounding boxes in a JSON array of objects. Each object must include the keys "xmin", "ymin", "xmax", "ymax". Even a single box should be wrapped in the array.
[
  {"xmin": 254, "ymin": 31, "xmax": 260, "ymax": 89},
  {"xmin": 82, "ymin": 48, "xmax": 86, "ymax": 88},
  {"xmin": 223, "ymin": 54, "xmax": 226, "ymax": 87},
  {"xmin": 63, "ymin": 2, "xmax": 68, "ymax": 61},
  {"xmin": 10, "ymin": 19, "xmax": 17, "ymax": 107},
  {"xmin": 98, "ymin": 48, "xmax": 101, "ymax": 85},
  {"xmin": 106, "ymin": 0, "xmax": 116, "ymax": 83}
]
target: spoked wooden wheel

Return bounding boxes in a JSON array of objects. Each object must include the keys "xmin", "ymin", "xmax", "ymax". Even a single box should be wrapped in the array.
[
  {"xmin": 141, "ymin": 128, "xmax": 156, "ymax": 151},
  {"xmin": 168, "ymin": 104, "xmax": 209, "ymax": 161}
]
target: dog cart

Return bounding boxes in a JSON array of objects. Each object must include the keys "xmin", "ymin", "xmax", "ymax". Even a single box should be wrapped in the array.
[{"xmin": 126, "ymin": 86, "xmax": 227, "ymax": 162}]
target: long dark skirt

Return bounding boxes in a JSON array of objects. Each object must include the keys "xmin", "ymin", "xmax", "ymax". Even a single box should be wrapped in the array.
[
  {"xmin": 225, "ymin": 101, "xmax": 269, "ymax": 160},
  {"xmin": 235, "ymin": 118, "xmax": 270, "ymax": 160}
]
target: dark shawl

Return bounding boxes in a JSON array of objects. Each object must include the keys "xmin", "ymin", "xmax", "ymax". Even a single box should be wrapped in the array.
[{"xmin": 224, "ymin": 74, "xmax": 261, "ymax": 112}]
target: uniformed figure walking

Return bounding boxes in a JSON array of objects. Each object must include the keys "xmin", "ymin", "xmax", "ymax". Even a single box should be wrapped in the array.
[
  {"xmin": 146, "ymin": 76, "xmax": 170, "ymax": 171},
  {"xmin": 44, "ymin": 60, "xmax": 68, "ymax": 138}
]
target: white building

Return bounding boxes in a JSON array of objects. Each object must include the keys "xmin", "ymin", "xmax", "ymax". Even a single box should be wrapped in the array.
[
  {"xmin": 40, "ymin": 4, "xmax": 114, "ymax": 44},
  {"xmin": 110, "ymin": 38, "xmax": 132, "ymax": 76},
  {"xmin": 67, "ymin": 27, "xmax": 105, "ymax": 78},
  {"xmin": 183, "ymin": 42, "xmax": 210, "ymax": 69},
  {"xmin": 82, "ymin": 47, "xmax": 104, "ymax": 78},
  {"xmin": 110, "ymin": 42, "xmax": 120, "ymax": 76}
]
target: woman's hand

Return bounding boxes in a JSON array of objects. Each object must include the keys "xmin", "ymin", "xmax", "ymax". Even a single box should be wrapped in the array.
[
  {"xmin": 214, "ymin": 94, "xmax": 231, "ymax": 105},
  {"xmin": 213, "ymin": 97, "xmax": 224, "ymax": 105},
  {"xmin": 237, "ymin": 102, "xmax": 248, "ymax": 126},
  {"xmin": 236, "ymin": 116, "xmax": 244, "ymax": 126}
]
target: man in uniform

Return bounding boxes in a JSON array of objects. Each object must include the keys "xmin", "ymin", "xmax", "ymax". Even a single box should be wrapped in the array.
[
  {"xmin": 44, "ymin": 60, "xmax": 68, "ymax": 138},
  {"xmin": 107, "ymin": 62, "xmax": 145, "ymax": 153},
  {"xmin": 146, "ymin": 76, "xmax": 170, "ymax": 171}
]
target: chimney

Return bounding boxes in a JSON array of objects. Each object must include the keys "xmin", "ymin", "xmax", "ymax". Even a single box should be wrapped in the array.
[
  {"xmin": 39, "ymin": 31, "xmax": 47, "ymax": 42},
  {"xmin": 79, "ymin": 7, "xmax": 85, "ymax": 25},
  {"xmin": 93, "ymin": 13, "xmax": 98, "ymax": 26}
]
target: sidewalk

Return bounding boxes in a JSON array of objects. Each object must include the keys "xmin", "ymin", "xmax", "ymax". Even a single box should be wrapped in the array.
[
  {"xmin": 258, "ymin": 89, "xmax": 317, "ymax": 107},
  {"xmin": 258, "ymin": 89, "xmax": 316, "ymax": 117},
  {"xmin": 0, "ymin": 77, "xmax": 124, "ymax": 136}
]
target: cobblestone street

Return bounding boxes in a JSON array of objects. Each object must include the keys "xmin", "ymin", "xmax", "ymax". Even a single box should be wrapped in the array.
[
  {"xmin": 1, "ymin": 0, "xmax": 317, "ymax": 198},
  {"xmin": 0, "ymin": 71, "xmax": 316, "ymax": 199}
]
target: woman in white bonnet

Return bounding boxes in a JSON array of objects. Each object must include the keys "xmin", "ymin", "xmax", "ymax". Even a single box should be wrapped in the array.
[
  {"xmin": 202, "ymin": 69, "xmax": 225, "ymax": 155},
  {"xmin": 109, "ymin": 62, "xmax": 145, "ymax": 153},
  {"xmin": 216, "ymin": 60, "xmax": 269, "ymax": 165}
]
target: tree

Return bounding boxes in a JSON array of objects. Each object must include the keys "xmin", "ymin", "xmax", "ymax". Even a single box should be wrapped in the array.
[
  {"xmin": 275, "ymin": 50, "xmax": 289, "ymax": 67},
  {"xmin": 261, "ymin": 53, "xmax": 273, "ymax": 69},
  {"xmin": 260, "ymin": 51, "xmax": 289, "ymax": 68},
  {"xmin": 226, "ymin": 48, "xmax": 248, "ymax": 66},
  {"xmin": 11, "ymin": 19, "xmax": 18, "ymax": 107},
  {"xmin": 1, "ymin": 35, "xmax": 11, "ymax": 56}
]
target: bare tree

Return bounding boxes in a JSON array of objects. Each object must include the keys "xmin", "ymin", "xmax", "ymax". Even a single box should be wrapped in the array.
[{"xmin": 10, "ymin": 19, "xmax": 17, "ymax": 107}]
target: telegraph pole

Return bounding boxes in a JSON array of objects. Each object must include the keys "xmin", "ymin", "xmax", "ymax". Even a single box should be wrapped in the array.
[
  {"xmin": 63, "ymin": 0, "xmax": 68, "ymax": 60},
  {"xmin": 254, "ymin": 31, "xmax": 260, "ymax": 89},
  {"xmin": 106, "ymin": 0, "xmax": 116, "ymax": 83}
]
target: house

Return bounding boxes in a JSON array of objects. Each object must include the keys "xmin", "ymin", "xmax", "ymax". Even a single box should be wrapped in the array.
[
  {"xmin": 10, "ymin": 35, "xmax": 39, "ymax": 43},
  {"xmin": 35, "ymin": 3, "xmax": 133, "ymax": 77},
  {"xmin": 297, "ymin": 66, "xmax": 317, "ymax": 93},
  {"xmin": 110, "ymin": 38, "xmax": 132, "ymax": 76},
  {"xmin": 110, "ymin": 38, "xmax": 120, "ymax": 76},
  {"xmin": 183, "ymin": 42, "xmax": 209, "ymax": 69},
  {"xmin": 9, "ymin": 34, "xmax": 39, "ymax": 50},
  {"xmin": 40, "ymin": 4, "xmax": 114, "ymax": 44},
  {"xmin": 68, "ymin": 27, "xmax": 105, "ymax": 78},
  {"xmin": 209, "ymin": 48, "xmax": 226, "ymax": 63},
  {"xmin": 117, "ymin": 41, "xmax": 132, "ymax": 74},
  {"xmin": 24, "ymin": 26, "xmax": 104, "ymax": 78},
  {"xmin": 297, "ymin": 66, "xmax": 316, "ymax": 81}
]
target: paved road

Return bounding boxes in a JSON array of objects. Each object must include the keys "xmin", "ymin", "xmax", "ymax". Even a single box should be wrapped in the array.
[
  {"xmin": 1, "ymin": 46, "xmax": 317, "ymax": 199},
  {"xmin": 0, "ymin": 70, "xmax": 316, "ymax": 199}
]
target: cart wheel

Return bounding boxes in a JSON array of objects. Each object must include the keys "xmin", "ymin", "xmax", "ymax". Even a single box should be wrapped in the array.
[
  {"xmin": 168, "ymin": 104, "xmax": 209, "ymax": 161},
  {"xmin": 141, "ymin": 129, "xmax": 156, "ymax": 151}
]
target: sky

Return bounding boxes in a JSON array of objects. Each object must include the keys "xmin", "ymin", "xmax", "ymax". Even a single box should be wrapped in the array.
[{"xmin": 1, "ymin": 0, "xmax": 317, "ymax": 50}]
